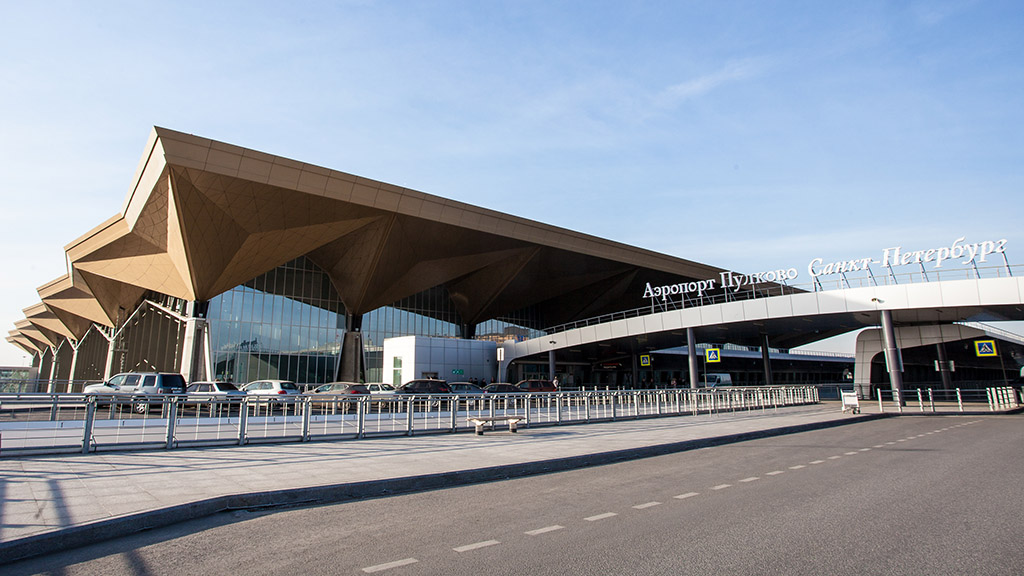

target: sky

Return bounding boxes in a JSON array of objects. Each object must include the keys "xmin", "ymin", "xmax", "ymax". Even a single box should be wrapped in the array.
[{"xmin": 1, "ymin": 1, "xmax": 1023, "ymax": 365}]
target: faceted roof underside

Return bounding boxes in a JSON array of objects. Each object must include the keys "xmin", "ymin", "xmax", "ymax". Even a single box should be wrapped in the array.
[{"xmin": 13, "ymin": 127, "xmax": 728, "ymax": 348}]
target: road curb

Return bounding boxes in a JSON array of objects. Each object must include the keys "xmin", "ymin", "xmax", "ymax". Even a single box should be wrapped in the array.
[{"xmin": 0, "ymin": 413, "xmax": 887, "ymax": 565}]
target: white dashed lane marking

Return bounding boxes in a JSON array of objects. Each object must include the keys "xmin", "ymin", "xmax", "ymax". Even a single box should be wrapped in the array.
[
  {"xmin": 362, "ymin": 421, "xmax": 979, "ymax": 573},
  {"xmin": 525, "ymin": 525, "xmax": 564, "ymax": 536},
  {"xmin": 363, "ymin": 558, "xmax": 419, "ymax": 573},
  {"xmin": 453, "ymin": 540, "xmax": 500, "ymax": 553}
]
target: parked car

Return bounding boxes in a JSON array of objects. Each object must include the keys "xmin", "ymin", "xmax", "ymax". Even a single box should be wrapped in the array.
[
  {"xmin": 516, "ymin": 379, "xmax": 557, "ymax": 393},
  {"xmin": 84, "ymin": 372, "xmax": 186, "ymax": 413},
  {"xmin": 184, "ymin": 381, "xmax": 245, "ymax": 414},
  {"xmin": 366, "ymin": 383, "xmax": 397, "ymax": 395},
  {"xmin": 241, "ymin": 380, "xmax": 301, "ymax": 395},
  {"xmin": 483, "ymin": 383, "xmax": 522, "ymax": 394},
  {"xmin": 242, "ymin": 380, "xmax": 301, "ymax": 410},
  {"xmin": 394, "ymin": 379, "xmax": 452, "ymax": 394},
  {"xmin": 701, "ymin": 373, "xmax": 733, "ymax": 387},
  {"xmin": 395, "ymin": 379, "xmax": 452, "ymax": 409},
  {"xmin": 449, "ymin": 382, "xmax": 485, "ymax": 395},
  {"xmin": 186, "ymin": 381, "xmax": 245, "ymax": 396},
  {"xmin": 310, "ymin": 382, "xmax": 368, "ymax": 409},
  {"xmin": 366, "ymin": 382, "xmax": 397, "ymax": 407}
]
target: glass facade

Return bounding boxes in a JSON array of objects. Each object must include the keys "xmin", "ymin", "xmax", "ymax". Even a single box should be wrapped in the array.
[
  {"xmin": 208, "ymin": 257, "xmax": 345, "ymax": 385},
  {"xmin": 207, "ymin": 257, "xmax": 545, "ymax": 386}
]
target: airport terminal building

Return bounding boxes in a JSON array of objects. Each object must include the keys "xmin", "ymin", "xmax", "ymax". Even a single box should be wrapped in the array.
[{"xmin": 8, "ymin": 128, "xmax": 1024, "ymax": 395}]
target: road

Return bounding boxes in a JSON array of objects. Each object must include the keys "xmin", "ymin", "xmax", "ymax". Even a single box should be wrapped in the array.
[{"xmin": 6, "ymin": 415, "xmax": 1022, "ymax": 575}]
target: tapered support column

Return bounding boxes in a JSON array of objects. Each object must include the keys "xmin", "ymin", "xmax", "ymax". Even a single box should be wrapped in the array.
[
  {"xmin": 180, "ymin": 301, "xmax": 211, "ymax": 383},
  {"xmin": 687, "ymin": 327, "xmax": 699, "ymax": 390},
  {"xmin": 66, "ymin": 343, "xmax": 80, "ymax": 393},
  {"xmin": 337, "ymin": 313, "xmax": 364, "ymax": 383},
  {"xmin": 880, "ymin": 310, "xmax": 905, "ymax": 405},
  {"xmin": 47, "ymin": 347, "xmax": 58, "ymax": 392},
  {"xmin": 936, "ymin": 343, "xmax": 953, "ymax": 390},
  {"xmin": 548, "ymin": 350, "xmax": 556, "ymax": 382},
  {"xmin": 760, "ymin": 333, "xmax": 774, "ymax": 386}
]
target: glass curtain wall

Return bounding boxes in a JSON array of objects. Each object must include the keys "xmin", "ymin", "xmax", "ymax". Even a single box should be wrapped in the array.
[
  {"xmin": 208, "ymin": 257, "xmax": 548, "ymax": 386},
  {"xmin": 208, "ymin": 257, "xmax": 344, "ymax": 386}
]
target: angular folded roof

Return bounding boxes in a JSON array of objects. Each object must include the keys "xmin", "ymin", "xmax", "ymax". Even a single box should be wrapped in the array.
[{"xmin": 10, "ymin": 127, "xmax": 727, "ymax": 353}]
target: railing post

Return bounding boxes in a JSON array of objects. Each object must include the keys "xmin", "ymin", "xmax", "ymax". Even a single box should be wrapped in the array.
[
  {"xmin": 877, "ymin": 392, "xmax": 883, "ymax": 413},
  {"xmin": 238, "ymin": 397, "xmax": 249, "ymax": 445},
  {"xmin": 956, "ymin": 388, "xmax": 963, "ymax": 412},
  {"xmin": 928, "ymin": 388, "xmax": 935, "ymax": 412},
  {"xmin": 450, "ymin": 395, "xmax": 459, "ymax": 432},
  {"xmin": 50, "ymin": 394, "xmax": 59, "ymax": 422},
  {"xmin": 525, "ymin": 394, "xmax": 532, "ymax": 428},
  {"xmin": 987, "ymin": 387, "xmax": 994, "ymax": 411},
  {"xmin": 406, "ymin": 398, "xmax": 415, "ymax": 435},
  {"xmin": 165, "ymin": 397, "xmax": 179, "ymax": 450},
  {"xmin": 81, "ymin": 396, "xmax": 96, "ymax": 454},
  {"xmin": 609, "ymin": 391, "xmax": 615, "ymax": 421},
  {"xmin": 556, "ymin": 392, "xmax": 563, "ymax": 425},
  {"xmin": 357, "ymin": 397, "xmax": 366, "ymax": 438},
  {"xmin": 301, "ymin": 396, "xmax": 312, "ymax": 441}
]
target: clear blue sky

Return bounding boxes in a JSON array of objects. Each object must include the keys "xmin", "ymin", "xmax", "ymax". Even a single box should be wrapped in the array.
[{"xmin": 2, "ymin": 1, "xmax": 1023, "ymax": 365}]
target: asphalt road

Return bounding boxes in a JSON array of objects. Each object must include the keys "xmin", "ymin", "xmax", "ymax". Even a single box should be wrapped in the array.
[{"xmin": 7, "ymin": 415, "xmax": 1022, "ymax": 575}]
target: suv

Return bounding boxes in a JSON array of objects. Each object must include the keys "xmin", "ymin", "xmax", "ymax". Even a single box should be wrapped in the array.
[
  {"xmin": 516, "ymin": 379, "xmax": 557, "ymax": 393},
  {"xmin": 241, "ymin": 380, "xmax": 301, "ymax": 395},
  {"xmin": 84, "ymin": 372, "xmax": 186, "ymax": 413}
]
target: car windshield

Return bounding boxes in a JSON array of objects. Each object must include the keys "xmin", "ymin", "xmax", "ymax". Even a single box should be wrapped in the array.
[{"xmin": 215, "ymin": 383, "xmax": 239, "ymax": 391}]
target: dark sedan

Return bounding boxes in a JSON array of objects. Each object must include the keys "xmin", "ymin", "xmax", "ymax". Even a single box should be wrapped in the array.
[
  {"xmin": 394, "ymin": 379, "xmax": 452, "ymax": 394},
  {"xmin": 483, "ymin": 383, "xmax": 521, "ymax": 394}
]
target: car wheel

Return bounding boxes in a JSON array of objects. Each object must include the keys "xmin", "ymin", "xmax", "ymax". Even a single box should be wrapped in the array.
[{"xmin": 133, "ymin": 401, "xmax": 148, "ymax": 414}]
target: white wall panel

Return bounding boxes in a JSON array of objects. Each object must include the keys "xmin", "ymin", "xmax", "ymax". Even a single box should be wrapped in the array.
[
  {"xmin": 765, "ymin": 295, "xmax": 794, "ymax": 319},
  {"xmin": 976, "ymin": 277, "xmax": 1021, "ymax": 305},
  {"xmin": 790, "ymin": 293, "xmax": 820, "ymax": 317},
  {"xmin": 699, "ymin": 306, "xmax": 723, "ymax": 325},
  {"xmin": 939, "ymin": 279, "xmax": 981, "ymax": 306},
  {"xmin": 720, "ymin": 301, "xmax": 746, "ymax": 324},
  {"xmin": 741, "ymin": 299, "xmax": 769, "ymax": 321}
]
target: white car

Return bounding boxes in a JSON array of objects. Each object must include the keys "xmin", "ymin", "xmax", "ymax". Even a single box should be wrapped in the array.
[
  {"xmin": 366, "ymin": 383, "xmax": 396, "ymax": 396},
  {"xmin": 186, "ymin": 382, "xmax": 245, "ymax": 396},
  {"xmin": 241, "ymin": 380, "xmax": 301, "ymax": 396}
]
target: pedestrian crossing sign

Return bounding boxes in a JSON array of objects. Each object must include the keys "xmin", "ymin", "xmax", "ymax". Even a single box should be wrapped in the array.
[
  {"xmin": 640, "ymin": 354, "xmax": 651, "ymax": 367},
  {"xmin": 705, "ymin": 348, "xmax": 721, "ymax": 363},
  {"xmin": 974, "ymin": 340, "xmax": 997, "ymax": 357}
]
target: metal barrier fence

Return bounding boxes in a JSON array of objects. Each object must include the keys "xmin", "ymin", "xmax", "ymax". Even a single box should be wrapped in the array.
[
  {"xmin": 872, "ymin": 387, "xmax": 1022, "ymax": 413},
  {"xmin": 0, "ymin": 386, "xmax": 819, "ymax": 456}
]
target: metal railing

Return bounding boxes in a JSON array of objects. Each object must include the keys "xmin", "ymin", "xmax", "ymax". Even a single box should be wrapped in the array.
[
  {"xmin": 0, "ymin": 386, "xmax": 820, "ymax": 456},
  {"xmin": 872, "ymin": 387, "xmax": 1022, "ymax": 413}
]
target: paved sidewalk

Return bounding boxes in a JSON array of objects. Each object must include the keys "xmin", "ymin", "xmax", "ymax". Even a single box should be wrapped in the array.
[{"xmin": 0, "ymin": 404, "xmax": 882, "ymax": 563}]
